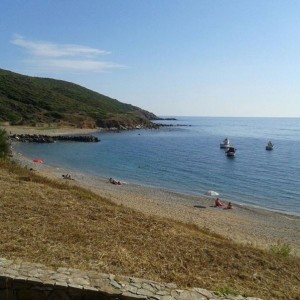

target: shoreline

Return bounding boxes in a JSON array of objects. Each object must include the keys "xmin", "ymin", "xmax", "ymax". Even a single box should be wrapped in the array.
[
  {"xmin": 1, "ymin": 125, "xmax": 103, "ymax": 136},
  {"xmin": 11, "ymin": 149, "xmax": 300, "ymax": 256}
]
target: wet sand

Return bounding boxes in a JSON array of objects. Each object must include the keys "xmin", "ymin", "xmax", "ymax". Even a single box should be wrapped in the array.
[{"xmin": 11, "ymin": 150, "xmax": 300, "ymax": 257}]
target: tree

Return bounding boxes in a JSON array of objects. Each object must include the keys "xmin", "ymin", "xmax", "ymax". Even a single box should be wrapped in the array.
[{"xmin": 0, "ymin": 129, "xmax": 9, "ymax": 158}]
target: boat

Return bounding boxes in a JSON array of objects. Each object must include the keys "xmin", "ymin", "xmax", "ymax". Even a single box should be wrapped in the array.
[
  {"xmin": 266, "ymin": 141, "xmax": 274, "ymax": 151},
  {"xmin": 220, "ymin": 138, "xmax": 231, "ymax": 149},
  {"xmin": 226, "ymin": 146, "xmax": 236, "ymax": 157}
]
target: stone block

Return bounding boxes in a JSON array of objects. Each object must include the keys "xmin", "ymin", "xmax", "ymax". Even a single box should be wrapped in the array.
[
  {"xmin": 124, "ymin": 284, "xmax": 137, "ymax": 294},
  {"xmin": 142, "ymin": 282, "xmax": 157, "ymax": 293},
  {"xmin": 149, "ymin": 296, "xmax": 161, "ymax": 300},
  {"xmin": 175, "ymin": 290, "xmax": 205, "ymax": 300},
  {"xmin": 110, "ymin": 279, "xmax": 122, "ymax": 289},
  {"xmin": 68, "ymin": 277, "xmax": 90, "ymax": 286},
  {"xmin": 55, "ymin": 281, "xmax": 69, "ymax": 288},
  {"xmin": 156, "ymin": 290, "xmax": 170, "ymax": 296},
  {"xmin": 136, "ymin": 288, "xmax": 155, "ymax": 297},
  {"xmin": 165, "ymin": 283, "xmax": 177, "ymax": 289},
  {"xmin": 100, "ymin": 283, "xmax": 123, "ymax": 295},
  {"xmin": 0, "ymin": 259, "xmax": 14, "ymax": 268},
  {"xmin": 121, "ymin": 291, "xmax": 148, "ymax": 299},
  {"xmin": 50, "ymin": 273, "xmax": 69, "ymax": 281},
  {"xmin": 89, "ymin": 277, "xmax": 104, "ymax": 288},
  {"xmin": 193, "ymin": 287, "xmax": 215, "ymax": 299},
  {"xmin": 160, "ymin": 296, "xmax": 175, "ymax": 300}
]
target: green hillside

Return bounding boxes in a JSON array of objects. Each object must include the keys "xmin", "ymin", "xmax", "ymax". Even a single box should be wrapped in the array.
[{"xmin": 0, "ymin": 68, "xmax": 158, "ymax": 128}]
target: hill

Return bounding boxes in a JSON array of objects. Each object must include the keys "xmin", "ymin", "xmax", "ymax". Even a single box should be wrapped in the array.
[{"xmin": 0, "ymin": 68, "xmax": 158, "ymax": 129}]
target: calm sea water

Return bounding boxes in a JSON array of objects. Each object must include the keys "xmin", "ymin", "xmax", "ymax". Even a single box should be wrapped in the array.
[{"xmin": 15, "ymin": 117, "xmax": 300, "ymax": 216}]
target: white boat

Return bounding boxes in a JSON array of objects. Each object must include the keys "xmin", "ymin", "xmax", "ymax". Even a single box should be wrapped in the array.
[
  {"xmin": 220, "ymin": 138, "xmax": 231, "ymax": 149},
  {"xmin": 266, "ymin": 141, "xmax": 274, "ymax": 151},
  {"xmin": 226, "ymin": 146, "xmax": 236, "ymax": 157}
]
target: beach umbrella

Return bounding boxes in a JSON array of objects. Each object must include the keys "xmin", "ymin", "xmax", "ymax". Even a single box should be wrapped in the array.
[{"xmin": 204, "ymin": 190, "xmax": 219, "ymax": 197}]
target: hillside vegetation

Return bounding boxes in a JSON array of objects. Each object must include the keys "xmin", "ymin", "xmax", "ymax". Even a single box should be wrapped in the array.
[
  {"xmin": 0, "ymin": 159, "xmax": 299, "ymax": 299},
  {"xmin": 0, "ymin": 68, "xmax": 158, "ymax": 128}
]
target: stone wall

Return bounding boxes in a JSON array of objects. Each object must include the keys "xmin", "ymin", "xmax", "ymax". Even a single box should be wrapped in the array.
[{"xmin": 0, "ymin": 258, "xmax": 262, "ymax": 300}]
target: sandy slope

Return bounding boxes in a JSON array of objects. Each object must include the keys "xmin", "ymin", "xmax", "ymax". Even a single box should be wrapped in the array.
[{"xmin": 1, "ymin": 125, "xmax": 102, "ymax": 136}]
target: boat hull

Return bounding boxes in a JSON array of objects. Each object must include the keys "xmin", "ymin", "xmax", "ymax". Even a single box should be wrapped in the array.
[
  {"xmin": 226, "ymin": 152, "xmax": 235, "ymax": 157},
  {"xmin": 220, "ymin": 144, "xmax": 231, "ymax": 149}
]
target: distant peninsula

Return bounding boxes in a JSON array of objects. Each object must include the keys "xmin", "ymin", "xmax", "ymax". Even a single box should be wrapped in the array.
[
  {"xmin": 154, "ymin": 117, "xmax": 177, "ymax": 121},
  {"xmin": 0, "ymin": 68, "xmax": 164, "ymax": 130}
]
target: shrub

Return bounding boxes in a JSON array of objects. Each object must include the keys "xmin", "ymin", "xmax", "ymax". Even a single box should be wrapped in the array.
[
  {"xmin": 270, "ymin": 242, "xmax": 292, "ymax": 257},
  {"xmin": 215, "ymin": 286, "xmax": 238, "ymax": 297},
  {"xmin": 0, "ymin": 128, "xmax": 9, "ymax": 158}
]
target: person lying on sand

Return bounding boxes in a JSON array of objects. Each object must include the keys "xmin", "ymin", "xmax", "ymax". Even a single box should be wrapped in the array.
[
  {"xmin": 109, "ymin": 177, "xmax": 121, "ymax": 185},
  {"xmin": 62, "ymin": 174, "xmax": 74, "ymax": 180}
]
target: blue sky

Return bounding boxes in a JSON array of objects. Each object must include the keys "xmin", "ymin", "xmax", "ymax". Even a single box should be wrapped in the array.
[{"xmin": 1, "ymin": 0, "xmax": 300, "ymax": 117}]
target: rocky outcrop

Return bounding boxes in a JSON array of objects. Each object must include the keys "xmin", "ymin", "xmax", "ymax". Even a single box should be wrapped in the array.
[
  {"xmin": 79, "ymin": 119, "xmax": 97, "ymax": 129},
  {"xmin": 9, "ymin": 134, "xmax": 100, "ymax": 143}
]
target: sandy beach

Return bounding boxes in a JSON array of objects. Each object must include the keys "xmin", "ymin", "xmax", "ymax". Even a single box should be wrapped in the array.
[
  {"xmin": 11, "ymin": 147, "xmax": 300, "ymax": 257},
  {"xmin": 1, "ymin": 125, "xmax": 103, "ymax": 136}
]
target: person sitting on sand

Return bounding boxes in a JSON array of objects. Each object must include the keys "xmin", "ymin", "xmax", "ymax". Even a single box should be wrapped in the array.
[
  {"xmin": 215, "ymin": 198, "xmax": 225, "ymax": 207},
  {"xmin": 224, "ymin": 202, "xmax": 233, "ymax": 209},
  {"xmin": 109, "ymin": 177, "xmax": 117, "ymax": 184}
]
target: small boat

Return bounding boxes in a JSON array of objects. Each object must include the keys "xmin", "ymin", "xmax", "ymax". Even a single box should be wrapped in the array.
[
  {"xmin": 226, "ymin": 147, "xmax": 236, "ymax": 157},
  {"xmin": 266, "ymin": 141, "xmax": 274, "ymax": 151},
  {"xmin": 220, "ymin": 138, "xmax": 231, "ymax": 149}
]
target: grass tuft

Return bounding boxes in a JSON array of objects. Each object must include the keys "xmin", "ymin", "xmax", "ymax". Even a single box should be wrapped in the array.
[
  {"xmin": 270, "ymin": 241, "xmax": 292, "ymax": 257},
  {"xmin": 215, "ymin": 286, "xmax": 238, "ymax": 297}
]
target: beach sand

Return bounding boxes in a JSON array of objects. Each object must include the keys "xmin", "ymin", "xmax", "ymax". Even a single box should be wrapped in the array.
[
  {"xmin": 1, "ymin": 125, "xmax": 102, "ymax": 136},
  {"xmin": 11, "ymin": 150, "xmax": 300, "ymax": 257}
]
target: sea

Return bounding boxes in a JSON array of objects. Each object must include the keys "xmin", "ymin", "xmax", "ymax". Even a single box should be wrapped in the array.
[{"xmin": 14, "ymin": 117, "xmax": 300, "ymax": 216}]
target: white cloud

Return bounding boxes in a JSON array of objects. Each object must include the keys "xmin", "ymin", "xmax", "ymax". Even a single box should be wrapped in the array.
[
  {"xmin": 11, "ymin": 35, "xmax": 125, "ymax": 72},
  {"xmin": 25, "ymin": 59, "xmax": 125, "ymax": 73}
]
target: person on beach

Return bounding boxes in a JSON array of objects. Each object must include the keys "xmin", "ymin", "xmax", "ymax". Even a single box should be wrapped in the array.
[
  {"xmin": 215, "ymin": 198, "xmax": 225, "ymax": 207},
  {"xmin": 224, "ymin": 202, "xmax": 233, "ymax": 209},
  {"xmin": 62, "ymin": 174, "xmax": 73, "ymax": 180},
  {"xmin": 109, "ymin": 177, "xmax": 121, "ymax": 185}
]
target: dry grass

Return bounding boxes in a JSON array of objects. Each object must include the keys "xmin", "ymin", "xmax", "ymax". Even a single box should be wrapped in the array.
[{"xmin": 0, "ymin": 160, "xmax": 299, "ymax": 299}]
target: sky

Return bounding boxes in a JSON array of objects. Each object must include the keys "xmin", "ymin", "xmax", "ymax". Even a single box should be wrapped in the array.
[{"xmin": 1, "ymin": 0, "xmax": 300, "ymax": 117}]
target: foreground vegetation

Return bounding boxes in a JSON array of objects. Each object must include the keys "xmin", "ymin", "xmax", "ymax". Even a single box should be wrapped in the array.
[
  {"xmin": 0, "ymin": 129, "xmax": 9, "ymax": 158},
  {"xmin": 0, "ymin": 160, "xmax": 299, "ymax": 299},
  {"xmin": 0, "ymin": 68, "xmax": 157, "ymax": 128}
]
